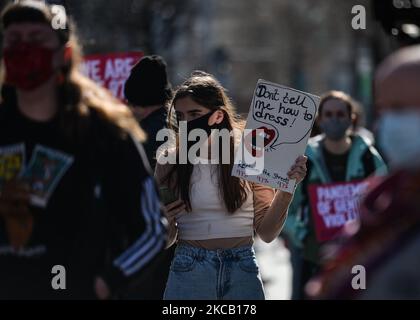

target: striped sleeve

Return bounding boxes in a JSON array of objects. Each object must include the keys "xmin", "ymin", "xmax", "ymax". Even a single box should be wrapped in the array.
[
  {"xmin": 113, "ymin": 177, "xmax": 166, "ymax": 276},
  {"xmin": 100, "ymin": 134, "xmax": 167, "ymax": 295}
]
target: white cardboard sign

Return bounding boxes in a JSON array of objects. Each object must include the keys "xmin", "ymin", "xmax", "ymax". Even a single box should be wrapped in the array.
[{"xmin": 232, "ymin": 79, "xmax": 320, "ymax": 193}]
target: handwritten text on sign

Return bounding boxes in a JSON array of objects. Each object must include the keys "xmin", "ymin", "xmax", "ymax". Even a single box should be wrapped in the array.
[
  {"xmin": 308, "ymin": 180, "xmax": 371, "ymax": 242},
  {"xmin": 82, "ymin": 52, "xmax": 143, "ymax": 100},
  {"xmin": 253, "ymin": 84, "xmax": 317, "ymax": 150},
  {"xmin": 233, "ymin": 80, "xmax": 319, "ymax": 193}
]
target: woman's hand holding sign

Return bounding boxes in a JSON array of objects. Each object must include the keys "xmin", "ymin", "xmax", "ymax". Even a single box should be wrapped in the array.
[{"xmin": 287, "ymin": 155, "xmax": 308, "ymax": 185}]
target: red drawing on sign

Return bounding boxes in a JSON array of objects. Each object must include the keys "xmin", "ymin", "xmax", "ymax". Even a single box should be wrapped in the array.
[{"xmin": 244, "ymin": 126, "xmax": 276, "ymax": 157}]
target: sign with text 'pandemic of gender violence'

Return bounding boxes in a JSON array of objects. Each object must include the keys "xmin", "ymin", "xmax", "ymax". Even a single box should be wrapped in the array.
[
  {"xmin": 232, "ymin": 80, "xmax": 319, "ymax": 193},
  {"xmin": 308, "ymin": 179, "xmax": 372, "ymax": 242}
]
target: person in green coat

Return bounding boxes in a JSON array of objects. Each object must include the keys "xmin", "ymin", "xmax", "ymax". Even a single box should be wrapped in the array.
[{"xmin": 283, "ymin": 91, "xmax": 387, "ymax": 299}]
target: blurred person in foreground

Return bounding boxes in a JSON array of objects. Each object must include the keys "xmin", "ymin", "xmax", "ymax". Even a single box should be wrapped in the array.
[
  {"xmin": 0, "ymin": 0, "xmax": 166, "ymax": 299},
  {"xmin": 307, "ymin": 45, "xmax": 420, "ymax": 299},
  {"xmin": 283, "ymin": 90, "xmax": 387, "ymax": 299},
  {"xmin": 123, "ymin": 56, "xmax": 174, "ymax": 299}
]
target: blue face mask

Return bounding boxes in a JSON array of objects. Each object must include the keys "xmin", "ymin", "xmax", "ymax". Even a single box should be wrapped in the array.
[
  {"xmin": 377, "ymin": 110, "xmax": 420, "ymax": 169},
  {"xmin": 319, "ymin": 118, "xmax": 352, "ymax": 141}
]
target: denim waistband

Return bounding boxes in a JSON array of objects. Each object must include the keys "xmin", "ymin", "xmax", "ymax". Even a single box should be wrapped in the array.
[{"xmin": 174, "ymin": 243, "xmax": 255, "ymax": 260}]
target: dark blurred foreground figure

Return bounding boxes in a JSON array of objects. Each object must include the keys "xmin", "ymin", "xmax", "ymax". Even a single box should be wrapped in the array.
[
  {"xmin": 123, "ymin": 56, "xmax": 174, "ymax": 299},
  {"xmin": 0, "ymin": 1, "xmax": 167, "ymax": 299},
  {"xmin": 307, "ymin": 45, "xmax": 420, "ymax": 299}
]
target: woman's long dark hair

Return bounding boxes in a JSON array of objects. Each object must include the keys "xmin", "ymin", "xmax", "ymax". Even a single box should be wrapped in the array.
[
  {"xmin": 163, "ymin": 72, "xmax": 249, "ymax": 214},
  {"xmin": 0, "ymin": 1, "xmax": 145, "ymax": 143}
]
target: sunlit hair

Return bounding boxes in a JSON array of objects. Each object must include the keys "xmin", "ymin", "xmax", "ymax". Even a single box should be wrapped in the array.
[{"xmin": 0, "ymin": 0, "xmax": 145, "ymax": 142}]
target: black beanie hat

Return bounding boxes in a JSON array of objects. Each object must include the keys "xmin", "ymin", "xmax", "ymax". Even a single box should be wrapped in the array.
[{"xmin": 124, "ymin": 55, "xmax": 173, "ymax": 107}]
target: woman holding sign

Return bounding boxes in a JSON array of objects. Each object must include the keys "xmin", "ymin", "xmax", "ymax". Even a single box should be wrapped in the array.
[
  {"xmin": 283, "ymin": 90, "xmax": 387, "ymax": 299},
  {"xmin": 155, "ymin": 71, "xmax": 307, "ymax": 300}
]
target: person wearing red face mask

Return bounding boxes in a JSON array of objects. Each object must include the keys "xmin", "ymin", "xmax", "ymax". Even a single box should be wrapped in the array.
[{"xmin": 0, "ymin": 1, "xmax": 167, "ymax": 299}]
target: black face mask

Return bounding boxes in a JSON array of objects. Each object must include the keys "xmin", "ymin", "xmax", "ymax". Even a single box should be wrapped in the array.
[
  {"xmin": 185, "ymin": 110, "xmax": 218, "ymax": 137},
  {"xmin": 179, "ymin": 110, "xmax": 219, "ymax": 161}
]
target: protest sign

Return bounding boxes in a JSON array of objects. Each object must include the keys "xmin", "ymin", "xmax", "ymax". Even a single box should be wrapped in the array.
[
  {"xmin": 308, "ymin": 180, "xmax": 371, "ymax": 242},
  {"xmin": 0, "ymin": 143, "xmax": 25, "ymax": 190},
  {"xmin": 232, "ymin": 80, "xmax": 319, "ymax": 192},
  {"xmin": 82, "ymin": 51, "xmax": 143, "ymax": 100}
]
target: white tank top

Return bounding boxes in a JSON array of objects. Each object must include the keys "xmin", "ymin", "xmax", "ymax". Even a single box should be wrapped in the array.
[{"xmin": 176, "ymin": 163, "xmax": 254, "ymax": 241}]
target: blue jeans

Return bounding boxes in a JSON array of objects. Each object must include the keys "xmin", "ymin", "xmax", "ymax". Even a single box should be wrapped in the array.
[{"xmin": 164, "ymin": 243, "xmax": 265, "ymax": 300}]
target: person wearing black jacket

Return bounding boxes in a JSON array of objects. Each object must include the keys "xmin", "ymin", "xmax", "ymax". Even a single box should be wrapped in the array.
[{"xmin": 0, "ymin": 1, "xmax": 167, "ymax": 299}]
